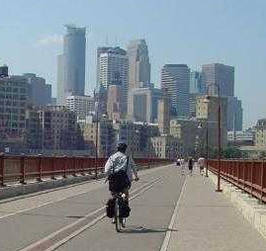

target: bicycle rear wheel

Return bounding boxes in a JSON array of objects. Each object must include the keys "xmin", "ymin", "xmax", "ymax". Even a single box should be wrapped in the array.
[{"xmin": 114, "ymin": 198, "xmax": 121, "ymax": 232}]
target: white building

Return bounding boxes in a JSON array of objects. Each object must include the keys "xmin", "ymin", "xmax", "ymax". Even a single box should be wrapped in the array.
[
  {"xmin": 66, "ymin": 95, "xmax": 94, "ymax": 119},
  {"xmin": 97, "ymin": 47, "xmax": 129, "ymax": 115}
]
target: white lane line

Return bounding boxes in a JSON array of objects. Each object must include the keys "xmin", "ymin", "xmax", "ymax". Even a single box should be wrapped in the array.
[
  {"xmin": 19, "ymin": 177, "xmax": 161, "ymax": 251},
  {"xmin": 46, "ymin": 180, "xmax": 162, "ymax": 251},
  {"xmin": 0, "ymin": 165, "xmax": 170, "ymax": 220},
  {"xmin": 160, "ymin": 176, "xmax": 187, "ymax": 251}
]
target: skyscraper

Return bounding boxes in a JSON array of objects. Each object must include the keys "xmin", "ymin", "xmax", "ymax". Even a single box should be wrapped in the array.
[
  {"xmin": 97, "ymin": 47, "xmax": 129, "ymax": 115},
  {"xmin": 161, "ymin": 64, "xmax": 190, "ymax": 118},
  {"xmin": 201, "ymin": 63, "xmax": 234, "ymax": 97},
  {"xmin": 127, "ymin": 39, "xmax": 150, "ymax": 90},
  {"xmin": 62, "ymin": 25, "xmax": 86, "ymax": 102}
]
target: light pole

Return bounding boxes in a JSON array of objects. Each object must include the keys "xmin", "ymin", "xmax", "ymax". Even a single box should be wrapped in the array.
[
  {"xmin": 204, "ymin": 83, "xmax": 222, "ymax": 191},
  {"xmin": 216, "ymin": 86, "xmax": 222, "ymax": 192},
  {"xmin": 94, "ymin": 101, "xmax": 99, "ymax": 179}
]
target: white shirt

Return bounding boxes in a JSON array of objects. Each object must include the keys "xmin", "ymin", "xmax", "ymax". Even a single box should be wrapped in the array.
[
  {"xmin": 104, "ymin": 151, "xmax": 138, "ymax": 181},
  {"xmin": 198, "ymin": 157, "xmax": 205, "ymax": 166}
]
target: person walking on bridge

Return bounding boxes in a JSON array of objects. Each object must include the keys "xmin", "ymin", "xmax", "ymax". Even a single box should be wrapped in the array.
[{"xmin": 188, "ymin": 157, "xmax": 194, "ymax": 176}]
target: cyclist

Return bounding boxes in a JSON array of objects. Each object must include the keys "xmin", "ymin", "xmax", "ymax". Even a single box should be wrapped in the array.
[{"xmin": 105, "ymin": 142, "xmax": 139, "ymax": 225}]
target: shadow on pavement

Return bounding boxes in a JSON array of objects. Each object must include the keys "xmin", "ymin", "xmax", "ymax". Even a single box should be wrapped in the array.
[{"xmin": 121, "ymin": 225, "xmax": 178, "ymax": 234}]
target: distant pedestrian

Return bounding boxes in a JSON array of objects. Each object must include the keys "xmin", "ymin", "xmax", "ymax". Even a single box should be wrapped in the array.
[
  {"xmin": 198, "ymin": 157, "xmax": 205, "ymax": 175},
  {"xmin": 176, "ymin": 157, "xmax": 181, "ymax": 167},
  {"xmin": 188, "ymin": 157, "xmax": 194, "ymax": 175}
]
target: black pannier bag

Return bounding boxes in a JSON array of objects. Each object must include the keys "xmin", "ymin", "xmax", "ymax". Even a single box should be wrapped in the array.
[
  {"xmin": 106, "ymin": 198, "xmax": 115, "ymax": 218},
  {"xmin": 119, "ymin": 199, "xmax": 131, "ymax": 218}
]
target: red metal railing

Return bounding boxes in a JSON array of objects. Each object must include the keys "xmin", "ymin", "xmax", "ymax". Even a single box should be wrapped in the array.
[
  {"xmin": 0, "ymin": 155, "xmax": 172, "ymax": 186},
  {"xmin": 208, "ymin": 159, "xmax": 266, "ymax": 203}
]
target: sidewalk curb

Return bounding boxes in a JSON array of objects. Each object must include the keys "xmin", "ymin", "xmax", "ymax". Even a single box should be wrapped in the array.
[{"xmin": 208, "ymin": 171, "xmax": 266, "ymax": 239}]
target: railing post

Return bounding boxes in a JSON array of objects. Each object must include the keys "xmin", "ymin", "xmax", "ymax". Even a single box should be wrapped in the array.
[
  {"xmin": 73, "ymin": 157, "xmax": 77, "ymax": 177},
  {"xmin": 261, "ymin": 160, "xmax": 265, "ymax": 202},
  {"xmin": 37, "ymin": 154, "xmax": 43, "ymax": 182},
  {"xmin": 251, "ymin": 159, "xmax": 254, "ymax": 195},
  {"xmin": 20, "ymin": 155, "xmax": 26, "ymax": 184},
  {"xmin": 51, "ymin": 157, "xmax": 56, "ymax": 180},
  {"xmin": 243, "ymin": 161, "xmax": 246, "ymax": 190},
  {"xmin": 81, "ymin": 158, "xmax": 85, "ymax": 176},
  {"xmin": 0, "ymin": 154, "xmax": 5, "ymax": 187},
  {"xmin": 63, "ymin": 156, "xmax": 67, "ymax": 178},
  {"xmin": 237, "ymin": 161, "xmax": 240, "ymax": 185}
]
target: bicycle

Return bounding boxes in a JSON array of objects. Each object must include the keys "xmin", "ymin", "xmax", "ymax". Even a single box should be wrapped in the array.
[{"xmin": 113, "ymin": 191, "xmax": 127, "ymax": 232}]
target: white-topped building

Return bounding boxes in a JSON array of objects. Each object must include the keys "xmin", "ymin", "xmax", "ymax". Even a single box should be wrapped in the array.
[{"xmin": 66, "ymin": 95, "xmax": 94, "ymax": 119}]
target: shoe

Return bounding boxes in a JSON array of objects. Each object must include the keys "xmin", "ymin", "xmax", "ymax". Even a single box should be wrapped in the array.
[{"xmin": 112, "ymin": 218, "xmax": 115, "ymax": 224}]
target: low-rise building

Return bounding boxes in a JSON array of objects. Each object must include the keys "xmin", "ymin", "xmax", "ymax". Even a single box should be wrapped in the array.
[
  {"xmin": 0, "ymin": 75, "xmax": 29, "ymax": 151},
  {"xmin": 228, "ymin": 130, "xmax": 254, "ymax": 146},
  {"xmin": 255, "ymin": 119, "xmax": 266, "ymax": 147},
  {"xmin": 149, "ymin": 135, "xmax": 179, "ymax": 159},
  {"xmin": 83, "ymin": 118, "xmax": 116, "ymax": 157},
  {"xmin": 196, "ymin": 95, "xmax": 228, "ymax": 148},
  {"xmin": 38, "ymin": 106, "xmax": 80, "ymax": 151},
  {"xmin": 170, "ymin": 118, "xmax": 199, "ymax": 155}
]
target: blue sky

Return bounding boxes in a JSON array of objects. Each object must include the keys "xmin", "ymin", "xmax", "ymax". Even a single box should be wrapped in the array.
[{"xmin": 0, "ymin": 0, "xmax": 265, "ymax": 128}]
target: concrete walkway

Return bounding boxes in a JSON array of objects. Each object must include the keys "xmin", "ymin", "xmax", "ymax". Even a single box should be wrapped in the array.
[{"xmin": 166, "ymin": 170, "xmax": 266, "ymax": 251}]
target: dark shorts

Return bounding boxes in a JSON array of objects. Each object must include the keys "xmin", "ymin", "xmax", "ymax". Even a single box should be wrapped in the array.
[{"xmin": 108, "ymin": 170, "xmax": 130, "ymax": 193}]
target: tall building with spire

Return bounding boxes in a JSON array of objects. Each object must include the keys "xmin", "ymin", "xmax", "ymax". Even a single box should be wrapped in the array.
[{"xmin": 127, "ymin": 39, "xmax": 150, "ymax": 91}]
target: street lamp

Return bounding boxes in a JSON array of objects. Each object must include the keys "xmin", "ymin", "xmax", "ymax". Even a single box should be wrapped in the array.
[
  {"xmin": 94, "ymin": 101, "xmax": 99, "ymax": 179},
  {"xmin": 198, "ymin": 121, "xmax": 209, "ymax": 177},
  {"xmin": 204, "ymin": 83, "xmax": 222, "ymax": 192}
]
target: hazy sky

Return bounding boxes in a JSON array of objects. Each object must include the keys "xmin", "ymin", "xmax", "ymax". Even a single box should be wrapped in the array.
[{"xmin": 0, "ymin": 0, "xmax": 265, "ymax": 128}]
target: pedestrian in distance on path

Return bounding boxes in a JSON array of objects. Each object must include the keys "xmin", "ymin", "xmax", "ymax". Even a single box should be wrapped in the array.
[
  {"xmin": 198, "ymin": 157, "xmax": 205, "ymax": 175},
  {"xmin": 180, "ymin": 157, "xmax": 185, "ymax": 175},
  {"xmin": 188, "ymin": 157, "xmax": 194, "ymax": 176}
]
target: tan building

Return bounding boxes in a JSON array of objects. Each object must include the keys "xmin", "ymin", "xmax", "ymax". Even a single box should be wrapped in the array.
[
  {"xmin": 196, "ymin": 95, "xmax": 228, "ymax": 148},
  {"xmin": 83, "ymin": 118, "xmax": 116, "ymax": 157},
  {"xmin": 127, "ymin": 39, "xmax": 150, "ymax": 91},
  {"xmin": 170, "ymin": 119, "xmax": 198, "ymax": 155},
  {"xmin": 38, "ymin": 106, "xmax": 79, "ymax": 151},
  {"xmin": 158, "ymin": 94, "xmax": 170, "ymax": 135},
  {"xmin": 255, "ymin": 119, "xmax": 266, "ymax": 147},
  {"xmin": 107, "ymin": 85, "xmax": 121, "ymax": 121},
  {"xmin": 149, "ymin": 135, "xmax": 179, "ymax": 159}
]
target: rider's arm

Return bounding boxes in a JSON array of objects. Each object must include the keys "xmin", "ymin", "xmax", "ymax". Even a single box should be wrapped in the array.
[
  {"xmin": 129, "ymin": 156, "xmax": 139, "ymax": 179},
  {"xmin": 104, "ymin": 156, "xmax": 113, "ymax": 176}
]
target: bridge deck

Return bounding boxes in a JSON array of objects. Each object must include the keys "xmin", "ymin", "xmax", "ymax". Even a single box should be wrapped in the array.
[{"xmin": 0, "ymin": 164, "xmax": 264, "ymax": 250}]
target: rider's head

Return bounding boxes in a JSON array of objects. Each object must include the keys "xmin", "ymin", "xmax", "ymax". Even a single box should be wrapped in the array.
[{"xmin": 117, "ymin": 142, "xmax": 127, "ymax": 153}]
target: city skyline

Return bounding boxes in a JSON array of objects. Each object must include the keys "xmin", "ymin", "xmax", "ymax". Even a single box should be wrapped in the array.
[{"xmin": 0, "ymin": 0, "xmax": 265, "ymax": 128}]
